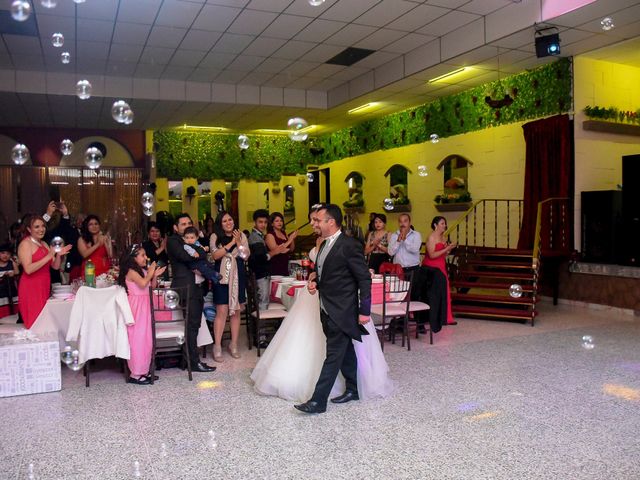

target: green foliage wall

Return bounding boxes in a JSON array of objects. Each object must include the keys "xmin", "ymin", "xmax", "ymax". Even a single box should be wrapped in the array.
[{"xmin": 155, "ymin": 58, "xmax": 572, "ymax": 180}]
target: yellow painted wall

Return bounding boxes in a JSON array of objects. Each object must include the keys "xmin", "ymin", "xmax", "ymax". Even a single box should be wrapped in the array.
[
  {"xmin": 155, "ymin": 178, "xmax": 169, "ymax": 213},
  {"xmin": 573, "ymin": 56, "xmax": 640, "ymax": 249},
  {"xmin": 321, "ymin": 121, "xmax": 527, "ymax": 243}
]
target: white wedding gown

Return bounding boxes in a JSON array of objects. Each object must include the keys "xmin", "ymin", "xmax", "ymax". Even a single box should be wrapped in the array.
[{"xmin": 250, "ymin": 265, "xmax": 394, "ymax": 403}]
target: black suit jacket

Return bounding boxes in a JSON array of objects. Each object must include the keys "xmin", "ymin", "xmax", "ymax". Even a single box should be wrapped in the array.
[
  {"xmin": 166, "ymin": 234, "xmax": 195, "ymax": 288},
  {"xmin": 316, "ymin": 233, "xmax": 371, "ymax": 341}
]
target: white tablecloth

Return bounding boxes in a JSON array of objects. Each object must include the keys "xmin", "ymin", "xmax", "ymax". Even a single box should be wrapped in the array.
[{"xmin": 270, "ymin": 280, "xmax": 306, "ymax": 311}]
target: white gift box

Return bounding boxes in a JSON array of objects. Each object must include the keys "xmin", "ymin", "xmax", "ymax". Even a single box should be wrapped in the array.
[{"xmin": 0, "ymin": 333, "xmax": 61, "ymax": 398}]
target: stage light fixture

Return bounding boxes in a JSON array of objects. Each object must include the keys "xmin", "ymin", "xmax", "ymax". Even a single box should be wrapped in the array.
[{"xmin": 535, "ymin": 32, "xmax": 561, "ymax": 58}]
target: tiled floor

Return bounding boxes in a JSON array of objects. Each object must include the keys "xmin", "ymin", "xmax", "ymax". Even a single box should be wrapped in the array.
[{"xmin": 2, "ymin": 302, "xmax": 639, "ymax": 479}]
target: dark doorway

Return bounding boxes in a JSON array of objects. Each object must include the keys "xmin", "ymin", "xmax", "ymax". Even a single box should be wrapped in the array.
[
  {"xmin": 322, "ymin": 168, "xmax": 331, "ymax": 204},
  {"xmin": 308, "ymin": 171, "xmax": 320, "ymax": 210}
]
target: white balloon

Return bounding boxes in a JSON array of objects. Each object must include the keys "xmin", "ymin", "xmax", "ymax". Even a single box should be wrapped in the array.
[
  {"xmin": 11, "ymin": 1, "xmax": 31, "ymax": 22},
  {"xmin": 11, "ymin": 144, "xmax": 30, "ymax": 165}
]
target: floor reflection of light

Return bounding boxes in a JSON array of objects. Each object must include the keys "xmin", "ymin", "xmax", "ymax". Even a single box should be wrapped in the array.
[
  {"xmin": 457, "ymin": 402, "xmax": 480, "ymax": 413},
  {"xmin": 465, "ymin": 411, "xmax": 500, "ymax": 422},
  {"xmin": 197, "ymin": 380, "xmax": 222, "ymax": 390},
  {"xmin": 603, "ymin": 383, "xmax": 640, "ymax": 401}
]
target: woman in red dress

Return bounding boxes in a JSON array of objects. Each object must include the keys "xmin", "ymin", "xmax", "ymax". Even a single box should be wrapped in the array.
[
  {"xmin": 422, "ymin": 216, "xmax": 457, "ymax": 325},
  {"xmin": 78, "ymin": 214, "xmax": 112, "ymax": 278},
  {"xmin": 265, "ymin": 212, "xmax": 298, "ymax": 277},
  {"xmin": 18, "ymin": 215, "xmax": 71, "ymax": 328}
]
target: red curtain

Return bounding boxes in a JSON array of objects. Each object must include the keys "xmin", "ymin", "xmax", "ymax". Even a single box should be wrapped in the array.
[{"xmin": 517, "ymin": 115, "xmax": 572, "ymax": 250}]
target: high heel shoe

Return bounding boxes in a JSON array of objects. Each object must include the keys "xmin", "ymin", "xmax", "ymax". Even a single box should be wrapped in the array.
[
  {"xmin": 227, "ymin": 345, "xmax": 241, "ymax": 359},
  {"xmin": 213, "ymin": 346, "xmax": 224, "ymax": 363}
]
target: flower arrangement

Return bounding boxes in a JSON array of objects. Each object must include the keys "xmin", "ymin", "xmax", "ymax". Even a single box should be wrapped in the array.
[
  {"xmin": 434, "ymin": 191, "xmax": 472, "ymax": 204},
  {"xmin": 583, "ymin": 106, "xmax": 640, "ymax": 125},
  {"xmin": 96, "ymin": 272, "xmax": 116, "ymax": 289}
]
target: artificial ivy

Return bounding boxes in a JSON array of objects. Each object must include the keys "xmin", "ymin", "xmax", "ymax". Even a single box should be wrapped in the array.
[{"xmin": 155, "ymin": 58, "xmax": 572, "ymax": 180}]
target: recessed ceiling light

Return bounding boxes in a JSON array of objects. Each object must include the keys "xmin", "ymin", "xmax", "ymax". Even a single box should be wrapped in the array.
[
  {"xmin": 428, "ymin": 67, "xmax": 468, "ymax": 83},
  {"xmin": 348, "ymin": 102, "xmax": 381, "ymax": 114},
  {"xmin": 179, "ymin": 124, "xmax": 227, "ymax": 132}
]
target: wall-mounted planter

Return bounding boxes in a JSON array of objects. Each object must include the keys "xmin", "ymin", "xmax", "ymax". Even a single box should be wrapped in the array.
[
  {"xmin": 391, "ymin": 204, "xmax": 412, "ymax": 213},
  {"xmin": 583, "ymin": 120, "xmax": 640, "ymax": 137},
  {"xmin": 435, "ymin": 202, "xmax": 472, "ymax": 212}
]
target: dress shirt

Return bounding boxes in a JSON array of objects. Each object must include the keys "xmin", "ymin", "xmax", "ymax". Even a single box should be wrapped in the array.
[{"xmin": 388, "ymin": 229, "xmax": 422, "ymax": 268}]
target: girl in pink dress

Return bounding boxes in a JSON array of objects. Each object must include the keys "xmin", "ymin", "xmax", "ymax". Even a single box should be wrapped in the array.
[
  {"xmin": 422, "ymin": 216, "xmax": 457, "ymax": 325},
  {"xmin": 117, "ymin": 244, "xmax": 166, "ymax": 385},
  {"xmin": 18, "ymin": 215, "xmax": 72, "ymax": 328}
]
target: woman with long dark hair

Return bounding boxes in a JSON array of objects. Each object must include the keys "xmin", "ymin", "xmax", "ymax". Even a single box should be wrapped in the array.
[
  {"xmin": 265, "ymin": 212, "xmax": 297, "ymax": 276},
  {"xmin": 364, "ymin": 213, "xmax": 390, "ymax": 273},
  {"xmin": 209, "ymin": 211, "xmax": 250, "ymax": 362},
  {"xmin": 78, "ymin": 214, "xmax": 112, "ymax": 278}
]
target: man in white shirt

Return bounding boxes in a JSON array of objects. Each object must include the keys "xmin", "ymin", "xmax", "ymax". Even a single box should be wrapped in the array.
[{"xmin": 388, "ymin": 213, "xmax": 422, "ymax": 275}]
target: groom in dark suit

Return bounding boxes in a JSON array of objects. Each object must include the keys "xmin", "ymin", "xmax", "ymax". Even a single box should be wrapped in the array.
[{"xmin": 295, "ymin": 204, "xmax": 372, "ymax": 414}]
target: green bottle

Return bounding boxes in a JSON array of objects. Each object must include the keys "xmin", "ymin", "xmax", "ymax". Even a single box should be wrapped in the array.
[{"xmin": 85, "ymin": 259, "xmax": 95, "ymax": 287}]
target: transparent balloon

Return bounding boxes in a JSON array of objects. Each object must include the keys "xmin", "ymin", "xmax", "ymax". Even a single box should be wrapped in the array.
[
  {"xmin": 306, "ymin": 172, "xmax": 315, "ymax": 183},
  {"xmin": 287, "ymin": 117, "xmax": 309, "ymax": 142},
  {"xmin": 68, "ymin": 350, "xmax": 84, "ymax": 372},
  {"xmin": 176, "ymin": 334, "xmax": 185, "ymax": 345},
  {"xmin": 76, "ymin": 80, "xmax": 92, "ymax": 100},
  {"xmin": 73, "ymin": 0, "xmax": 86, "ymax": 3},
  {"xmin": 61, "ymin": 51, "xmax": 70, "ymax": 64},
  {"xmin": 84, "ymin": 147, "xmax": 103, "ymax": 169},
  {"xmin": 141, "ymin": 192, "xmax": 154, "ymax": 208},
  {"xmin": 51, "ymin": 236, "xmax": 65, "ymax": 253},
  {"xmin": 122, "ymin": 108, "xmax": 134, "ymax": 125},
  {"xmin": 41, "ymin": 0, "xmax": 57, "ymax": 8},
  {"xmin": 60, "ymin": 345, "xmax": 73, "ymax": 365},
  {"xmin": 142, "ymin": 205, "xmax": 154, "ymax": 217},
  {"xmin": 164, "ymin": 290, "xmax": 180, "ymax": 309},
  {"xmin": 237, "ymin": 134, "xmax": 249, "ymax": 150},
  {"xmin": 237, "ymin": 245, "xmax": 249, "ymax": 260},
  {"xmin": 52, "ymin": 32, "xmax": 64, "ymax": 48},
  {"xmin": 60, "ymin": 138, "xmax": 74, "ymax": 156},
  {"xmin": 509, "ymin": 284, "xmax": 523, "ymax": 298},
  {"xmin": 11, "ymin": 1, "xmax": 31, "ymax": 22},
  {"xmin": 417, "ymin": 165, "xmax": 428, "ymax": 177},
  {"xmin": 581, "ymin": 335, "xmax": 595, "ymax": 350},
  {"xmin": 111, "ymin": 100, "xmax": 131, "ymax": 123},
  {"xmin": 430, "ymin": 133, "xmax": 440, "ymax": 144},
  {"xmin": 383, "ymin": 198, "xmax": 394, "ymax": 211},
  {"xmin": 309, "ymin": 0, "xmax": 325, "ymax": 5},
  {"xmin": 11, "ymin": 144, "xmax": 30, "ymax": 165},
  {"xmin": 600, "ymin": 17, "xmax": 614, "ymax": 31}
]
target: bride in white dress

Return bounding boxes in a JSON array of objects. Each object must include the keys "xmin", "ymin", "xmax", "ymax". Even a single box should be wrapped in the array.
[{"xmin": 250, "ymin": 244, "xmax": 394, "ymax": 403}]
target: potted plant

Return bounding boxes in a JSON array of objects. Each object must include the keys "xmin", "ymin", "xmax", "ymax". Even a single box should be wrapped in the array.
[{"xmin": 434, "ymin": 191, "xmax": 472, "ymax": 212}]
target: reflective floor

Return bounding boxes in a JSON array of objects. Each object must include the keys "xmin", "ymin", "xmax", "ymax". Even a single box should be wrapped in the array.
[{"xmin": 2, "ymin": 301, "xmax": 639, "ymax": 479}]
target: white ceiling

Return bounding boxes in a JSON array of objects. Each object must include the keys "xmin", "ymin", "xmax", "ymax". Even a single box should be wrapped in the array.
[{"xmin": 0, "ymin": 0, "xmax": 639, "ymax": 134}]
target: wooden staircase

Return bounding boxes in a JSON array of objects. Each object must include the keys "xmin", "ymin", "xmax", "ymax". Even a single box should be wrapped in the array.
[{"xmin": 451, "ymin": 246, "xmax": 538, "ymax": 325}]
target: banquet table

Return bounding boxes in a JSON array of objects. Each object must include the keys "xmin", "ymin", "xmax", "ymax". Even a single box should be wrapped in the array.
[{"xmin": 269, "ymin": 277, "xmax": 307, "ymax": 311}]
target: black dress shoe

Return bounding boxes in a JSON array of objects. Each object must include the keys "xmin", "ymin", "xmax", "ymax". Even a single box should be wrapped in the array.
[
  {"xmin": 192, "ymin": 362, "xmax": 216, "ymax": 372},
  {"xmin": 446, "ymin": 321, "xmax": 458, "ymax": 326},
  {"xmin": 417, "ymin": 325, "xmax": 427, "ymax": 334},
  {"xmin": 127, "ymin": 376, "xmax": 151, "ymax": 385},
  {"xmin": 330, "ymin": 391, "xmax": 359, "ymax": 404},
  {"xmin": 294, "ymin": 401, "xmax": 326, "ymax": 414}
]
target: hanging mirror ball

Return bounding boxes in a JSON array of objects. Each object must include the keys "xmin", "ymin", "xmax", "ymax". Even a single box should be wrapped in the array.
[
  {"xmin": 51, "ymin": 33, "xmax": 64, "ymax": 48},
  {"xmin": 600, "ymin": 17, "xmax": 614, "ymax": 31},
  {"xmin": 237, "ymin": 134, "xmax": 249, "ymax": 150},
  {"xmin": 11, "ymin": 1, "xmax": 31, "ymax": 22},
  {"xmin": 51, "ymin": 236, "xmax": 65, "ymax": 253},
  {"xmin": 60, "ymin": 139, "xmax": 73, "ymax": 156},
  {"xmin": 111, "ymin": 100, "xmax": 131, "ymax": 123},
  {"xmin": 306, "ymin": 172, "xmax": 315, "ymax": 183},
  {"xmin": 122, "ymin": 108, "xmax": 134, "ymax": 125},
  {"xmin": 417, "ymin": 165, "xmax": 428, "ymax": 177},
  {"xmin": 383, "ymin": 198, "xmax": 394, "ymax": 211},
  {"xmin": 287, "ymin": 117, "xmax": 309, "ymax": 142},
  {"xmin": 76, "ymin": 80, "xmax": 92, "ymax": 100},
  {"xmin": 84, "ymin": 147, "xmax": 103, "ymax": 170},
  {"xmin": 509, "ymin": 284, "xmax": 523, "ymax": 298},
  {"xmin": 164, "ymin": 290, "xmax": 180, "ymax": 309},
  {"xmin": 60, "ymin": 345, "xmax": 73, "ymax": 365},
  {"xmin": 142, "ymin": 205, "xmax": 154, "ymax": 217},
  {"xmin": 41, "ymin": 0, "xmax": 57, "ymax": 8},
  {"xmin": 237, "ymin": 245, "xmax": 249, "ymax": 260},
  {"xmin": 141, "ymin": 192, "xmax": 154, "ymax": 207},
  {"xmin": 176, "ymin": 334, "xmax": 185, "ymax": 345},
  {"xmin": 308, "ymin": 0, "xmax": 325, "ymax": 5},
  {"xmin": 11, "ymin": 144, "xmax": 30, "ymax": 165},
  {"xmin": 61, "ymin": 51, "xmax": 70, "ymax": 64},
  {"xmin": 430, "ymin": 133, "xmax": 440, "ymax": 144}
]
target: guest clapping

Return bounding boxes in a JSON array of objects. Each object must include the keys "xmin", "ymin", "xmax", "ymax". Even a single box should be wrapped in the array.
[
  {"xmin": 142, "ymin": 222, "xmax": 168, "ymax": 275},
  {"xmin": 78, "ymin": 215, "xmax": 112, "ymax": 278},
  {"xmin": 209, "ymin": 211, "xmax": 249, "ymax": 362},
  {"xmin": 18, "ymin": 215, "xmax": 71, "ymax": 328},
  {"xmin": 265, "ymin": 212, "xmax": 297, "ymax": 276},
  {"xmin": 388, "ymin": 213, "xmax": 422, "ymax": 275},
  {"xmin": 364, "ymin": 213, "xmax": 390, "ymax": 273}
]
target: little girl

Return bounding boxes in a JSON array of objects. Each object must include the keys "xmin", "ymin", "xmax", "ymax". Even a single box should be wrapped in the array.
[
  {"xmin": 0, "ymin": 243, "xmax": 19, "ymax": 319},
  {"xmin": 117, "ymin": 244, "xmax": 166, "ymax": 385}
]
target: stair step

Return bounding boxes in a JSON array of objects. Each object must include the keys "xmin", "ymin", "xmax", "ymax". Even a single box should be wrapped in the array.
[
  {"xmin": 452, "ymin": 281, "xmax": 534, "ymax": 291},
  {"xmin": 451, "ymin": 293, "xmax": 534, "ymax": 305},
  {"xmin": 453, "ymin": 305, "xmax": 535, "ymax": 320},
  {"xmin": 459, "ymin": 247, "xmax": 533, "ymax": 258},
  {"xmin": 465, "ymin": 260, "xmax": 534, "ymax": 269},
  {"xmin": 457, "ymin": 270, "xmax": 533, "ymax": 280}
]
